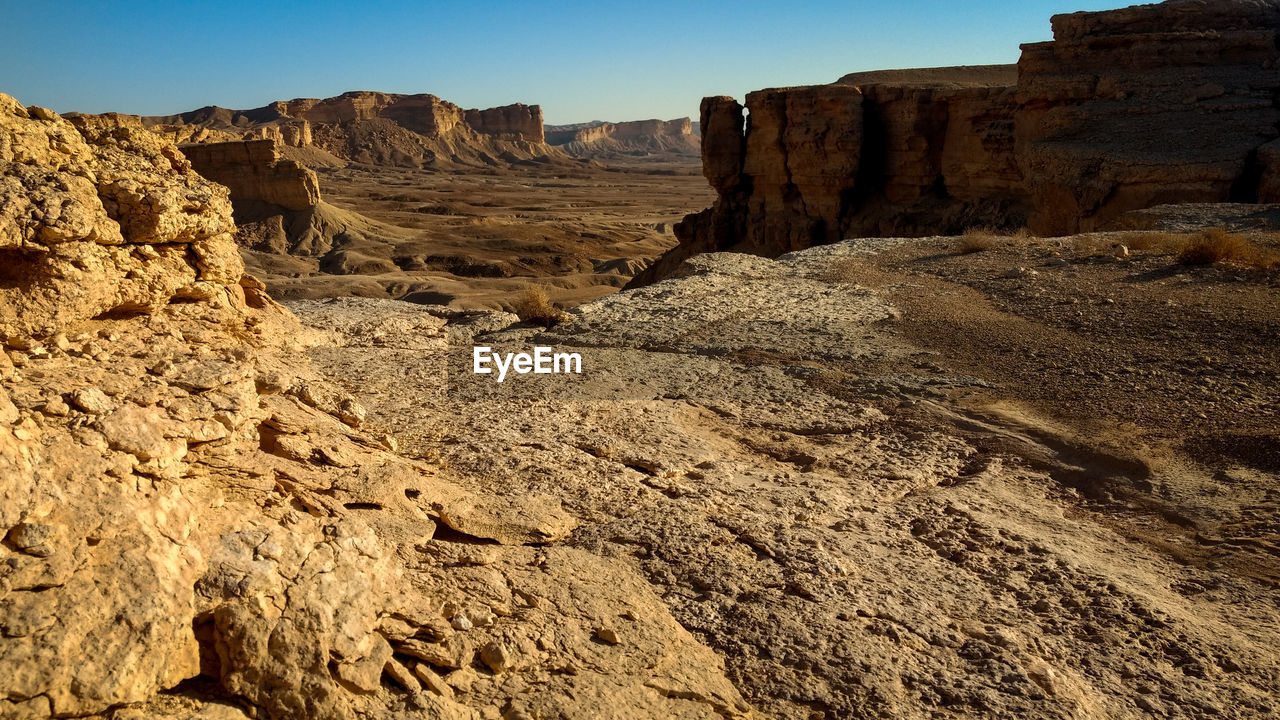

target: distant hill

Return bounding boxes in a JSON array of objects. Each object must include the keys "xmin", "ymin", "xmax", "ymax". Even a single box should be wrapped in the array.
[
  {"xmin": 545, "ymin": 118, "xmax": 700, "ymax": 159},
  {"xmin": 133, "ymin": 91, "xmax": 555, "ymax": 169}
]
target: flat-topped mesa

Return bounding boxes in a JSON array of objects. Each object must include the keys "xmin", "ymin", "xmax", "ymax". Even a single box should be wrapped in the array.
[
  {"xmin": 634, "ymin": 0, "xmax": 1280, "ymax": 285},
  {"xmin": 1016, "ymin": 0, "xmax": 1280, "ymax": 234},
  {"xmin": 180, "ymin": 139, "xmax": 320, "ymax": 215},
  {"xmin": 546, "ymin": 117, "xmax": 699, "ymax": 158},
  {"xmin": 464, "ymin": 103, "xmax": 544, "ymax": 143},
  {"xmin": 139, "ymin": 91, "xmax": 551, "ymax": 167}
]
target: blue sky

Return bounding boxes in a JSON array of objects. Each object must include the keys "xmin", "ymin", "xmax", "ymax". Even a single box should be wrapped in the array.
[{"xmin": 1, "ymin": 0, "xmax": 1123, "ymax": 124}]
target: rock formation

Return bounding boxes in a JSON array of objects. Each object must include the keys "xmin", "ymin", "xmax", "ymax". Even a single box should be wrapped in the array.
[
  {"xmin": 636, "ymin": 0, "xmax": 1280, "ymax": 285},
  {"xmin": 546, "ymin": 118, "xmax": 699, "ymax": 158},
  {"xmin": 0, "ymin": 93, "xmax": 750, "ymax": 719},
  {"xmin": 139, "ymin": 92, "xmax": 553, "ymax": 168},
  {"xmin": 464, "ymin": 103, "xmax": 544, "ymax": 143},
  {"xmin": 1016, "ymin": 0, "xmax": 1280, "ymax": 234},
  {"xmin": 181, "ymin": 139, "xmax": 320, "ymax": 213}
]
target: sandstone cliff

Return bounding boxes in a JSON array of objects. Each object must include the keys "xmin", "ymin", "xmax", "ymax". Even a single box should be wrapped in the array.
[
  {"xmin": 464, "ymin": 103, "xmax": 544, "ymax": 143},
  {"xmin": 1017, "ymin": 0, "xmax": 1280, "ymax": 234},
  {"xmin": 636, "ymin": 0, "xmax": 1280, "ymax": 285},
  {"xmin": 0, "ymin": 93, "xmax": 750, "ymax": 720},
  {"xmin": 547, "ymin": 117, "xmax": 699, "ymax": 158},
  {"xmin": 181, "ymin": 139, "xmax": 320, "ymax": 213},
  {"xmin": 139, "ymin": 91, "xmax": 553, "ymax": 168}
]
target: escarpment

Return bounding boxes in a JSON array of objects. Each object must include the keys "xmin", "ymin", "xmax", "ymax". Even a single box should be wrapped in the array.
[
  {"xmin": 139, "ymin": 91, "xmax": 554, "ymax": 168},
  {"xmin": 546, "ymin": 117, "xmax": 699, "ymax": 158},
  {"xmin": 0, "ymin": 93, "xmax": 750, "ymax": 720},
  {"xmin": 635, "ymin": 0, "xmax": 1280, "ymax": 285}
]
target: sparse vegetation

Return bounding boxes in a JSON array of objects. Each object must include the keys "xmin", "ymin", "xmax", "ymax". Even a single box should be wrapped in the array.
[
  {"xmin": 1176, "ymin": 228, "xmax": 1279, "ymax": 269},
  {"xmin": 954, "ymin": 226, "xmax": 1029, "ymax": 254},
  {"xmin": 512, "ymin": 285, "xmax": 566, "ymax": 327}
]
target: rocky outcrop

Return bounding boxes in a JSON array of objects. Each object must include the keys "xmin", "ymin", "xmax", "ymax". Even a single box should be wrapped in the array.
[
  {"xmin": 181, "ymin": 139, "xmax": 320, "ymax": 213},
  {"xmin": 630, "ymin": 75, "xmax": 1024, "ymax": 286},
  {"xmin": 1017, "ymin": 0, "xmax": 1280, "ymax": 234},
  {"xmin": 0, "ymin": 93, "xmax": 750, "ymax": 720},
  {"xmin": 547, "ymin": 118, "xmax": 699, "ymax": 158},
  {"xmin": 638, "ymin": 0, "xmax": 1280, "ymax": 284},
  {"xmin": 464, "ymin": 103, "xmax": 544, "ymax": 143}
]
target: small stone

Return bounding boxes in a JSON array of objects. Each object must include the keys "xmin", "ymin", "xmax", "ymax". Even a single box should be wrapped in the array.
[
  {"xmin": 40, "ymin": 397, "xmax": 70, "ymax": 416},
  {"xmin": 69, "ymin": 387, "xmax": 114, "ymax": 414},
  {"xmin": 410, "ymin": 663, "xmax": 454, "ymax": 699},
  {"xmin": 450, "ymin": 615, "xmax": 474, "ymax": 631},
  {"xmin": 595, "ymin": 627, "xmax": 620, "ymax": 645},
  {"xmin": 479, "ymin": 641, "xmax": 513, "ymax": 673},
  {"xmin": 382, "ymin": 659, "xmax": 419, "ymax": 693}
]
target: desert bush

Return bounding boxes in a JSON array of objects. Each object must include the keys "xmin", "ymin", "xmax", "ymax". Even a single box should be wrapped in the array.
[
  {"xmin": 1123, "ymin": 232, "xmax": 1185, "ymax": 253},
  {"xmin": 954, "ymin": 226, "xmax": 1029, "ymax": 254},
  {"xmin": 1176, "ymin": 228, "xmax": 1279, "ymax": 269},
  {"xmin": 512, "ymin": 285, "xmax": 566, "ymax": 327}
]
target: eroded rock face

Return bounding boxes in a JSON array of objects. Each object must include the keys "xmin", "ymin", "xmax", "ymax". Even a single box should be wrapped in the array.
[
  {"xmin": 639, "ymin": 0, "xmax": 1280, "ymax": 285},
  {"xmin": 181, "ymin": 139, "xmax": 320, "ymax": 213},
  {"xmin": 1016, "ymin": 0, "xmax": 1280, "ymax": 234},
  {"xmin": 0, "ymin": 93, "xmax": 750, "ymax": 720},
  {"xmin": 137, "ymin": 92, "xmax": 552, "ymax": 168},
  {"xmin": 464, "ymin": 103, "xmax": 544, "ymax": 143},
  {"xmin": 546, "ymin": 117, "xmax": 699, "ymax": 158}
]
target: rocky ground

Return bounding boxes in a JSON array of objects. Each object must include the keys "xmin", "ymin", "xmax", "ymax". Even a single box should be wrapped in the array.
[{"xmin": 294, "ymin": 232, "xmax": 1280, "ymax": 719}]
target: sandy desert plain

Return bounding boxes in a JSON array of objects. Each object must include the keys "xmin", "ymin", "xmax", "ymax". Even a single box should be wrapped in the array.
[{"xmin": 2, "ymin": 0, "xmax": 1280, "ymax": 719}]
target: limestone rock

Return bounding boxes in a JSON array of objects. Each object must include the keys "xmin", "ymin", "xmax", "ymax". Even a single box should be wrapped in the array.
[
  {"xmin": 181, "ymin": 139, "xmax": 320, "ymax": 212},
  {"xmin": 1016, "ymin": 0, "xmax": 1280, "ymax": 234},
  {"xmin": 0, "ymin": 92, "xmax": 751, "ymax": 720}
]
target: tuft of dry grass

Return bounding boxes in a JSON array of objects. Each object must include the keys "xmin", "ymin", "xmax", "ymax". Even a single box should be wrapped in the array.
[
  {"xmin": 512, "ymin": 285, "xmax": 566, "ymax": 327},
  {"xmin": 1176, "ymin": 228, "xmax": 1279, "ymax": 269},
  {"xmin": 954, "ymin": 226, "xmax": 1030, "ymax": 254}
]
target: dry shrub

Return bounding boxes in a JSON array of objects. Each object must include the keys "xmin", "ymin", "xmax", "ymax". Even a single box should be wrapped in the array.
[
  {"xmin": 1123, "ymin": 232, "xmax": 1185, "ymax": 253},
  {"xmin": 512, "ymin": 285, "xmax": 566, "ymax": 327},
  {"xmin": 817, "ymin": 257, "xmax": 864, "ymax": 283},
  {"xmin": 1176, "ymin": 228, "xmax": 1279, "ymax": 269},
  {"xmin": 954, "ymin": 226, "xmax": 1029, "ymax": 254}
]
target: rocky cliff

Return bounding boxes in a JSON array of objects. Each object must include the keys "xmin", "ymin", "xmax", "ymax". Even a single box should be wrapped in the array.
[
  {"xmin": 1016, "ymin": 0, "xmax": 1280, "ymax": 234},
  {"xmin": 546, "ymin": 117, "xmax": 699, "ymax": 158},
  {"xmin": 636, "ymin": 0, "xmax": 1280, "ymax": 284},
  {"xmin": 181, "ymin": 139, "xmax": 320, "ymax": 213},
  {"xmin": 139, "ymin": 91, "xmax": 553, "ymax": 168},
  {"xmin": 0, "ymin": 93, "xmax": 750, "ymax": 720},
  {"xmin": 464, "ymin": 103, "xmax": 544, "ymax": 143}
]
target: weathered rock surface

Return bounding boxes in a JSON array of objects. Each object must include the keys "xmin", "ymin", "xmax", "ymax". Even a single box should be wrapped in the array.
[
  {"xmin": 547, "ymin": 118, "xmax": 699, "ymax": 158},
  {"xmin": 0, "ymin": 93, "xmax": 749, "ymax": 720},
  {"xmin": 638, "ymin": 0, "xmax": 1280, "ymax": 285},
  {"xmin": 181, "ymin": 139, "xmax": 320, "ymax": 212},
  {"xmin": 464, "ymin": 103, "xmax": 545, "ymax": 143},
  {"xmin": 295, "ymin": 239, "xmax": 1280, "ymax": 719}
]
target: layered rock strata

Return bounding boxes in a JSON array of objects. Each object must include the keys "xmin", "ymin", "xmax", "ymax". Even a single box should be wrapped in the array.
[
  {"xmin": 637, "ymin": 0, "xmax": 1280, "ymax": 285},
  {"xmin": 546, "ymin": 118, "xmax": 699, "ymax": 158},
  {"xmin": 0, "ymin": 93, "xmax": 749, "ymax": 720},
  {"xmin": 181, "ymin": 139, "xmax": 320, "ymax": 213},
  {"xmin": 139, "ymin": 92, "xmax": 551, "ymax": 167}
]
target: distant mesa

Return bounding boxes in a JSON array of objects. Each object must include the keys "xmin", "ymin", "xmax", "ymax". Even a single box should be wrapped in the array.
[
  {"xmin": 545, "ymin": 118, "xmax": 699, "ymax": 159},
  {"xmin": 138, "ymin": 91, "xmax": 551, "ymax": 168},
  {"xmin": 632, "ymin": 0, "xmax": 1280, "ymax": 286}
]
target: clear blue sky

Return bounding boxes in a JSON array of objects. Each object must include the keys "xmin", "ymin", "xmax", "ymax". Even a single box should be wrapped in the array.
[{"xmin": 1, "ymin": 0, "xmax": 1123, "ymax": 125}]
